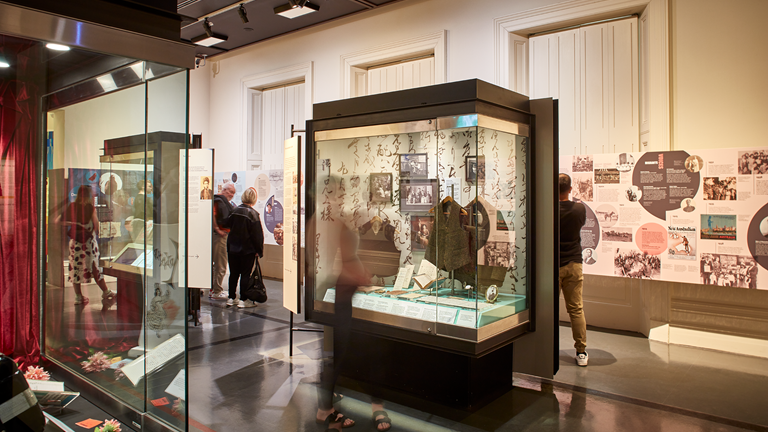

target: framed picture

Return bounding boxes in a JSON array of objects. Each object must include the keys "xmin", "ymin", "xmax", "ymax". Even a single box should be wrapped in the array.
[
  {"xmin": 400, "ymin": 153, "xmax": 428, "ymax": 179},
  {"xmin": 465, "ymin": 155, "xmax": 485, "ymax": 183},
  {"xmin": 411, "ymin": 215, "xmax": 434, "ymax": 251},
  {"xmin": 369, "ymin": 173, "xmax": 393, "ymax": 203},
  {"xmin": 400, "ymin": 179, "xmax": 438, "ymax": 212}
]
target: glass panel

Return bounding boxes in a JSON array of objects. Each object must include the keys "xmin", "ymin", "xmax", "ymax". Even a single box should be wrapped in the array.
[
  {"xmin": 144, "ymin": 70, "xmax": 188, "ymax": 430},
  {"xmin": 45, "ymin": 78, "xmax": 147, "ymax": 412},
  {"xmin": 43, "ymin": 58, "xmax": 188, "ymax": 430},
  {"xmin": 313, "ymin": 125, "xmax": 439, "ymax": 326},
  {"xmin": 311, "ymin": 116, "xmax": 529, "ymax": 337},
  {"xmin": 433, "ymin": 124, "xmax": 481, "ymax": 329},
  {"xmin": 435, "ymin": 122, "xmax": 529, "ymax": 331}
]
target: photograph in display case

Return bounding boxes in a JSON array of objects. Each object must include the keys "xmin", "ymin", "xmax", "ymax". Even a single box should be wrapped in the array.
[
  {"xmin": 400, "ymin": 179, "xmax": 437, "ymax": 212},
  {"xmin": 466, "ymin": 156, "xmax": 485, "ymax": 183},
  {"xmin": 370, "ymin": 173, "xmax": 393, "ymax": 203},
  {"xmin": 400, "ymin": 153, "xmax": 428, "ymax": 179},
  {"xmin": 410, "ymin": 215, "xmax": 433, "ymax": 251}
]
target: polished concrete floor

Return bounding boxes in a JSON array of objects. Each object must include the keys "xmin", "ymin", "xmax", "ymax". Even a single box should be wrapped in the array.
[{"xmin": 186, "ymin": 279, "xmax": 768, "ymax": 432}]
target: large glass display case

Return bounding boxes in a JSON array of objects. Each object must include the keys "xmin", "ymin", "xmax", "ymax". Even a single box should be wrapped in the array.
[
  {"xmin": 306, "ymin": 80, "xmax": 535, "ymax": 354},
  {"xmin": 43, "ymin": 62, "xmax": 188, "ymax": 431}
]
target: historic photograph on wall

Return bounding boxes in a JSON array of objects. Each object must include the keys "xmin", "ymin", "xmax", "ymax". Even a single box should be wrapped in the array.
[
  {"xmin": 400, "ymin": 153, "xmax": 428, "ymax": 179},
  {"xmin": 400, "ymin": 179, "xmax": 438, "ymax": 212},
  {"xmin": 370, "ymin": 173, "xmax": 393, "ymax": 203},
  {"xmin": 410, "ymin": 215, "xmax": 433, "ymax": 251}
]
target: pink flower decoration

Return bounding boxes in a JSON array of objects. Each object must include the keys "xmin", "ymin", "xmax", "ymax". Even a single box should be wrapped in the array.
[
  {"xmin": 24, "ymin": 366, "xmax": 50, "ymax": 381},
  {"xmin": 95, "ymin": 419, "xmax": 122, "ymax": 432},
  {"xmin": 80, "ymin": 352, "xmax": 111, "ymax": 373}
]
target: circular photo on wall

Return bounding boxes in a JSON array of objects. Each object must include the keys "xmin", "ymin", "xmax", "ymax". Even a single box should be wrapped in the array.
[
  {"xmin": 624, "ymin": 185, "xmax": 642, "ymax": 202},
  {"xmin": 680, "ymin": 198, "xmax": 696, "ymax": 213},
  {"xmin": 685, "ymin": 155, "xmax": 704, "ymax": 173}
]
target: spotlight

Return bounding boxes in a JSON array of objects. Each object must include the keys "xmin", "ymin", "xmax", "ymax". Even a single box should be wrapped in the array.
[
  {"xmin": 274, "ymin": 0, "xmax": 319, "ymax": 18},
  {"xmin": 46, "ymin": 43, "xmax": 70, "ymax": 51},
  {"xmin": 193, "ymin": 18, "xmax": 228, "ymax": 46},
  {"xmin": 238, "ymin": 4, "xmax": 249, "ymax": 23},
  {"xmin": 203, "ymin": 18, "xmax": 213, "ymax": 38},
  {"xmin": 0, "ymin": 60, "xmax": 9, "ymax": 68}
]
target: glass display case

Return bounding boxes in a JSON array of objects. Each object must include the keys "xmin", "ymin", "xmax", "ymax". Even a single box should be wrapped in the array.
[
  {"xmin": 306, "ymin": 80, "xmax": 535, "ymax": 354},
  {"xmin": 43, "ymin": 63, "xmax": 188, "ymax": 431}
]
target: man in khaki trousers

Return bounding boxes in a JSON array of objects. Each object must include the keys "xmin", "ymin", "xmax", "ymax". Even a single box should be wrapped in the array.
[
  {"xmin": 559, "ymin": 174, "xmax": 588, "ymax": 366},
  {"xmin": 211, "ymin": 183, "xmax": 236, "ymax": 300}
]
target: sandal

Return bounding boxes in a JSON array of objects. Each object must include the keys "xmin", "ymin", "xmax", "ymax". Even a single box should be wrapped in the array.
[
  {"xmin": 332, "ymin": 393, "xmax": 344, "ymax": 405},
  {"xmin": 74, "ymin": 295, "xmax": 89, "ymax": 306},
  {"xmin": 317, "ymin": 410, "xmax": 355, "ymax": 430},
  {"xmin": 372, "ymin": 410, "xmax": 392, "ymax": 432}
]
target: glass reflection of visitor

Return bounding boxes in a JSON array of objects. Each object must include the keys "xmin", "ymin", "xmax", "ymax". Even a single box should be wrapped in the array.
[
  {"xmin": 58, "ymin": 185, "xmax": 115, "ymax": 306},
  {"xmin": 315, "ymin": 176, "xmax": 391, "ymax": 432}
]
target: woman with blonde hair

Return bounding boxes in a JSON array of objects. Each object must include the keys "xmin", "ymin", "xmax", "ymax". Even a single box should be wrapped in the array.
[
  {"xmin": 59, "ymin": 185, "xmax": 114, "ymax": 305},
  {"xmin": 224, "ymin": 187, "xmax": 264, "ymax": 308}
]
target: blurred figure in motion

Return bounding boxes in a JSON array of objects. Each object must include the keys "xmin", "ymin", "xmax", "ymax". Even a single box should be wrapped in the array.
[
  {"xmin": 314, "ymin": 176, "xmax": 392, "ymax": 432},
  {"xmin": 58, "ymin": 185, "xmax": 115, "ymax": 306}
]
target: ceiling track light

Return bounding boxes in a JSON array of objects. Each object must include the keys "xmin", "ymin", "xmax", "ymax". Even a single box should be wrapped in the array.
[
  {"xmin": 274, "ymin": 0, "xmax": 319, "ymax": 18},
  {"xmin": 238, "ymin": 4, "xmax": 249, "ymax": 23},
  {"xmin": 203, "ymin": 18, "xmax": 213, "ymax": 37},
  {"xmin": 193, "ymin": 18, "xmax": 228, "ymax": 46}
]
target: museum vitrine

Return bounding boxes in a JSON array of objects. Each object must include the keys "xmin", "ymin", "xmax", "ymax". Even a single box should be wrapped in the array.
[
  {"xmin": 43, "ymin": 62, "xmax": 188, "ymax": 431},
  {"xmin": 305, "ymin": 80, "xmax": 535, "ymax": 354}
]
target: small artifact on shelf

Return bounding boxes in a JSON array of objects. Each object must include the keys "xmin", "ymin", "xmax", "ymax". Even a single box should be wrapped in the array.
[
  {"xmin": 385, "ymin": 290, "xmax": 408, "ymax": 297},
  {"xmin": 412, "ymin": 259, "xmax": 445, "ymax": 289},
  {"xmin": 357, "ymin": 285, "xmax": 385, "ymax": 294},
  {"xmin": 399, "ymin": 293, "xmax": 425, "ymax": 300},
  {"xmin": 485, "ymin": 285, "xmax": 499, "ymax": 304}
]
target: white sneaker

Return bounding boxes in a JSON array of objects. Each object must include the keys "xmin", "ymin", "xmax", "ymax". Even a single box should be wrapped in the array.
[
  {"xmin": 238, "ymin": 299, "xmax": 257, "ymax": 308},
  {"xmin": 209, "ymin": 292, "xmax": 228, "ymax": 300},
  {"xmin": 226, "ymin": 298, "xmax": 236, "ymax": 306},
  {"xmin": 576, "ymin": 352, "xmax": 588, "ymax": 367}
]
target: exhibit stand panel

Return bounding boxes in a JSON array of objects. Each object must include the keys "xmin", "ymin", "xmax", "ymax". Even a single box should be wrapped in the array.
[{"xmin": 283, "ymin": 136, "xmax": 301, "ymax": 313}]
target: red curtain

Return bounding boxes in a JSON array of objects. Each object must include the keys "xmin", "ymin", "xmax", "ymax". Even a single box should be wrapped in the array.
[{"xmin": 0, "ymin": 38, "xmax": 41, "ymax": 369}]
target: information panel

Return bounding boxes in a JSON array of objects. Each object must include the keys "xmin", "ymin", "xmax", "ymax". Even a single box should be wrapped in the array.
[
  {"xmin": 561, "ymin": 148, "xmax": 767, "ymax": 289},
  {"xmin": 283, "ymin": 136, "xmax": 300, "ymax": 313},
  {"xmin": 180, "ymin": 148, "xmax": 213, "ymax": 289}
]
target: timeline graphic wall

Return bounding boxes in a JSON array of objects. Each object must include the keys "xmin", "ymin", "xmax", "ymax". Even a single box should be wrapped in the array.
[{"xmin": 560, "ymin": 147, "xmax": 768, "ymax": 289}]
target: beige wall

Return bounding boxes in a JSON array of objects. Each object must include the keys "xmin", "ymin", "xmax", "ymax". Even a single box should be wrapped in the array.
[
  {"xmin": 671, "ymin": 0, "xmax": 768, "ymax": 150},
  {"xmin": 190, "ymin": 0, "xmax": 768, "ymax": 352}
]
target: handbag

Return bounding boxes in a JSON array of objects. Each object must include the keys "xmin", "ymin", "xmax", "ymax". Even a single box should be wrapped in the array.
[{"xmin": 243, "ymin": 258, "xmax": 268, "ymax": 303}]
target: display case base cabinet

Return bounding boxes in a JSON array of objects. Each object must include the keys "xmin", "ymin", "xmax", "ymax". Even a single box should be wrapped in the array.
[{"xmin": 341, "ymin": 332, "xmax": 513, "ymax": 409}]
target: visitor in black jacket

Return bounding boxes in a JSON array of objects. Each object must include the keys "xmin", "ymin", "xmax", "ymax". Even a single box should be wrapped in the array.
[{"xmin": 224, "ymin": 187, "xmax": 264, "ymax": 308}]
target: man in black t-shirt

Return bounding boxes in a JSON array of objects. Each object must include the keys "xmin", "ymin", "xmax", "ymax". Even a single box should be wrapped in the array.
[{"xmin": 559, "ymin": 173, "xmax": 589, "ymax": 366}]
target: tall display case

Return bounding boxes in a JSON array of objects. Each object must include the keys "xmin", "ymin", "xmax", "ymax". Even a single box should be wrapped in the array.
[
  {"xmin": 305, "ymin": 80, "xmax": 548, "ymax": 406},
  {"xmin": 43, "ymin": 65, "xmax": 189, "ymax": 431}
]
